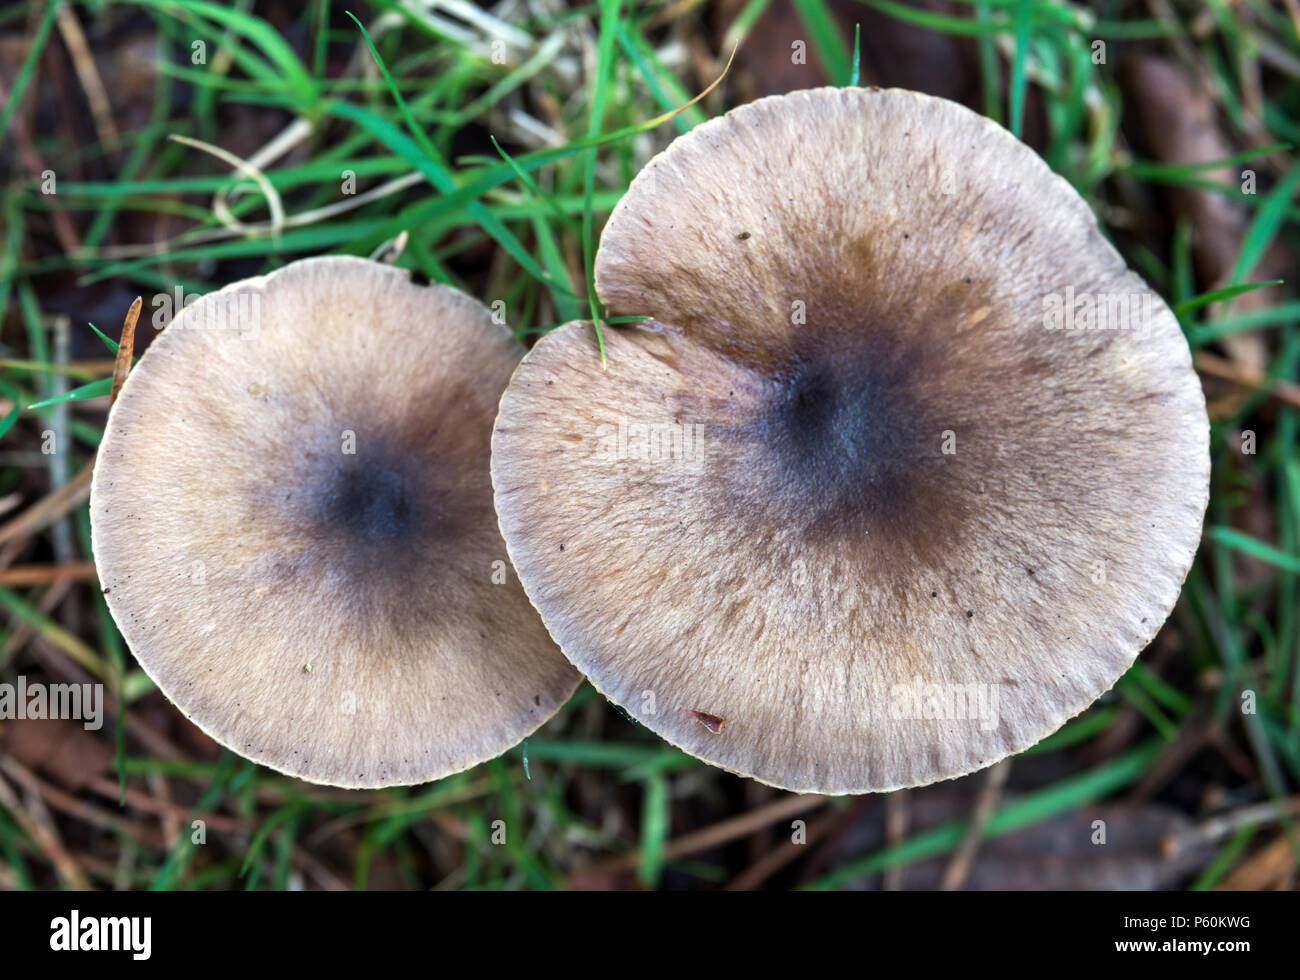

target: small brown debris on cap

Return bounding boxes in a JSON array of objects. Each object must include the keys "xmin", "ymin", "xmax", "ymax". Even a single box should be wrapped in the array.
[{"xmin": 689, "ymin": 710, "xmax": 725, "ymax": 734}]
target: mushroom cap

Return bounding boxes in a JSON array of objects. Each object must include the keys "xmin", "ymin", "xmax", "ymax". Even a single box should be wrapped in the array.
[
  {"xmin": 92, "ymin": 256, "xmax": 580, "ymax": 788},
  {"xmin": 491, "ymin": 88, "xmax": 1210, "ymax": 794}
]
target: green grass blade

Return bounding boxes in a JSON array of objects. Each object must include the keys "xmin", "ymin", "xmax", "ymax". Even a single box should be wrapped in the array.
[
  {"xmin": 638, "ymin": 776, "xmax": 670, "ymax": 887},
  {"xmin": 0, "ymin": 0, "xmax": 60, "ymax": 152},
  {"xmin": 581, "ymin": 0, "xmax": 623, "ymax": 365},
  {"xmin": 849, "ymin": 23, "xmax": 861, "ymax": 87},
  {"xmin": 1230, "ymin": 158, "xmax": 1300, "ymax": 284},
  {"xmin": 1209, "ymin": 526, "xmax": 1300, "ymax": 573},
  {"xmin": 27, "ymin": 377, "xmax": 112, "ymax": 410},
  {"xmin": 1173, "ymin": 280, "xmax": 1284, "ymax": 317},
  {"xmin": 804, "ymin": 740, "xmax": 1162, "ymax": 890},
  {"xmin": 1008, "ymin": 0, "xmax": 1032, "ymax": 138},
  {"xmin": 794, "ymin": 0, "xmax": 852, "ymax": 85}
]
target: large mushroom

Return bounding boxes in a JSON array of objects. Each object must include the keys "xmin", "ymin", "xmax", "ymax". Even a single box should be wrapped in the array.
[
  {"xmin": 492, "ymin": 88, "xmax": 1210, "ymax": 794},
  {"xmin": 91, "ymin": 256, "xmax": 580, "ymax": 788}
]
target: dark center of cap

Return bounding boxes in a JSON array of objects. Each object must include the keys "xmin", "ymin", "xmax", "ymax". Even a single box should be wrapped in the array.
[
  {"xmin": 317, "ymin": 458, "xmax": 419, "ymax": 544},
  {"xmin": 295, "ymin": 429, "xmax": 443, "ymax": 567},
  {"xmin": 772, "ymin": 357, "xmax": 918, "ymax": 494},
  {"xmin": 760, "ymin": 339, "xmax": 929, "ymax": 526}
]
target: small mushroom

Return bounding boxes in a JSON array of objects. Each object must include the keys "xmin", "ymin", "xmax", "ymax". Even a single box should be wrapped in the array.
[
  {"xmin": 91, "ymin": 256, "xmax": 580, "ymax": 788},
  {"xmin": 492, "ymin": 88, "xmax": 1210, "ymax": 794}
]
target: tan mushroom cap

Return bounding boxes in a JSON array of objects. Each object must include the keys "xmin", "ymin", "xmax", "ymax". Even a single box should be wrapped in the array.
[
  {"xmin": 492, "ymin": 88, "xmax": 1210, "ymax": 794},
  {"xmin": 91, "ymin": 256, "xmax": 580, "ymax": 788}
]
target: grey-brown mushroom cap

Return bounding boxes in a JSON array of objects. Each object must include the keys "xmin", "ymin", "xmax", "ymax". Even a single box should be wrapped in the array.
[
  {"xmin": 91, "ymin": 256, "xmax": 580, "ymax": 789},
  {"xmin": 492, "ymin": 88, "xmax": 1210, "ymax": 794}
]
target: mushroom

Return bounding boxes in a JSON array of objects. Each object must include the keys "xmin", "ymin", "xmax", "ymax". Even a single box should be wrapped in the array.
[
  {"xmin": 491, "ymin": 88, "xmax": 1210, "ymax": 794},
  {"xmin": 91, "ymin": 256, "xmax": 580, "ymax": 788}
]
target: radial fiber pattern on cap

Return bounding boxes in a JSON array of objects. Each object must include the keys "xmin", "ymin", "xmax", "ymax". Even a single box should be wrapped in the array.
[
  {"xmin": 93, "ymin": 257, "xmax": 580, "ymax": 788},
  {"xmin": 493, "ymin": 89, "xmax": 1210, "ymax": 793}
]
